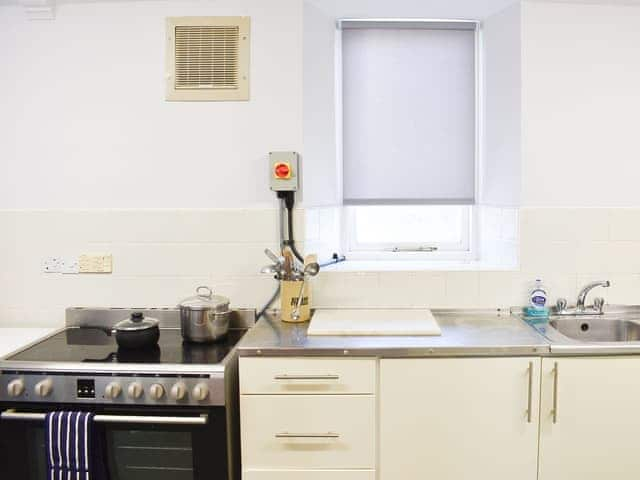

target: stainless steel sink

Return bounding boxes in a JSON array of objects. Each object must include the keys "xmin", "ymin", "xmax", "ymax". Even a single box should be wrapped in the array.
[{"xmin": 549, "ymin": 318, "xmax": 640, "ymax": 343}]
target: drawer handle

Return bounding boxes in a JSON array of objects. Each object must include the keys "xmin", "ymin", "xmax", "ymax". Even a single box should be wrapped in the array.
[
  {"xmin": 275, "ymin": 432, "xmax": 340, "ymax": 439},
  {"xmin": 274, "ymin": 374, "xmax": 340, "ymax": 381}
]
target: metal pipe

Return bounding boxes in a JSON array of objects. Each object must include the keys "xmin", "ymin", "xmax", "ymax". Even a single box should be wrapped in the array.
[
  {"xmin": 1, "ymin": 410, "xmax": 208, "ymax": 426},
  {"xmin": 278, "ymin": 197, "xmax": 287, "ymax": 249},
  {"xmin": 319, "ymin": 254, "xmax": 347, "ymax": 269}
]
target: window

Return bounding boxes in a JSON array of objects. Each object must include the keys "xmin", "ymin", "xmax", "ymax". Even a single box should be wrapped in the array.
[{"xmin": 339, "ymin": 19, "xmax": 479, "ymax": 259}]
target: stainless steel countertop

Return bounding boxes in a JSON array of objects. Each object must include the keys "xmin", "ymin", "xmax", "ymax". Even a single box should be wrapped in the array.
[{"xmin": 237, "ymin": 309, "xmax": 550, "ymax": 357}]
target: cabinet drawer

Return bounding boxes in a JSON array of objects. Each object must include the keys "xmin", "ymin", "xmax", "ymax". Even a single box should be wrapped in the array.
[
  {"xmin": 243, "ymin": 470, "xmax": 375, "ymax": 480},
  {"xmin": 241, "ymin": 395, "xmax": 375, "ymax": 469},
  {"xmin": 240, "ymin": 357, "xmax": 376, "ymax": 395}
]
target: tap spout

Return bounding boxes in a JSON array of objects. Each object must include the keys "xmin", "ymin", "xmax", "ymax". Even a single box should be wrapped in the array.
[{"xmin": 576, "ymin": 280, "xmax": 611, "ymax": 310}]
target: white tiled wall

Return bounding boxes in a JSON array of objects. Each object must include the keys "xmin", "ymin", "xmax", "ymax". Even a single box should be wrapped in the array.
[
  {"xmin": 2, "ymin": 207, "xmax": 640, "ymax": 327},
  {"xmin": 313, "ymin": 208, "xmax": 640, "ymax": 309},
  {"xmin": 0, "ymin": 209, "xmax": 303, "ymax": 327}
]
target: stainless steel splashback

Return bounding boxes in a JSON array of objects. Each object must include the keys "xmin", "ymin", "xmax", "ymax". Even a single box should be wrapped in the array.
[{"xmin": 65, "ymin": 307, "xmax": 256, "ymax": 329}]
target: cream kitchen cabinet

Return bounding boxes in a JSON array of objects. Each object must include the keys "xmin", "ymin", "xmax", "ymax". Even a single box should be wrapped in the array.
[
  {"xmin": 379, "ymin": 358, "xmax": 541, "ymax": 480},
  {"xmin": 539, "ymin": 357, "xmax": 640, "ymax": 480},
  {"xmin": 243, "ymin": 470, "xmax": 375, "ymax": 480},
  {"xmin": 239, "ymin": 357, "xmax": 377, "ymax": 480}
]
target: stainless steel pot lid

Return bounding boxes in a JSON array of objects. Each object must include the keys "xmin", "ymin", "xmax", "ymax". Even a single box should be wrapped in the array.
[
  {"xmin": 113, "ymin": 312, "xmax": 160, "ymax": 332},
  {"xmin": 178, "ymin": 286, "xmax": 230, "ymax": 312}
]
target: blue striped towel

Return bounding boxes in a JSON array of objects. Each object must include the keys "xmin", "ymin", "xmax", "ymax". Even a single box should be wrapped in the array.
[{"xmin": 45, "ymin": 412, "xmax": 108, "ymax": 480}]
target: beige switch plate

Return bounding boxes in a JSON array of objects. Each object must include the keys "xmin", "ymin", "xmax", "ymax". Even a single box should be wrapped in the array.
[{"xmin": 79, "ymin": 254, "xmax": 113, "ymax": 274}]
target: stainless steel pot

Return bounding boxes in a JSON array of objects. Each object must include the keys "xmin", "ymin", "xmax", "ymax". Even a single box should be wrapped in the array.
[{"xmin": 178, "ymin": 286, "xmax": 231, "ymax": 343}]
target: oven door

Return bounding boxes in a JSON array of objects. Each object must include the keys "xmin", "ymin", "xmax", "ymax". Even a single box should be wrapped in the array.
[{"xmin": 0, "ymin": 403, "xmax": 231, "ymax": 480}]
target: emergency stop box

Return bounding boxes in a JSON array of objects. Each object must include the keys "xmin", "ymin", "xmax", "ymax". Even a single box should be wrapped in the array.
[{"xmin": 269, "ymin": 151, "xmax": 299, "ymax": 192}]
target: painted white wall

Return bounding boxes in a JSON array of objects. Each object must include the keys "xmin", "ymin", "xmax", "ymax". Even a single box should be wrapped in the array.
[
  {"xmin": 6, "ymin": 0, "xmax": 640, "ymax": 329},
  {"xmin": 0, "ymin": 0, "xmax": 303, "ymax": 209},
  {"xmin": 521, "ymin": 0, "xmax": 640, "ymax": 207},
  {"xmin": 301, "ymin": 1, "xmax": 340, "ymax": 207},
  {"xmin": 481, "ymin": 3, "xmax": 522, "ymax": 207}
]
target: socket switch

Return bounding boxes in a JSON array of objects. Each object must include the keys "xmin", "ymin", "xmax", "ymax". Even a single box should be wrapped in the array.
[{"xmin": 79, "ymin": 254, "xmax": 113, "ymax": 274}]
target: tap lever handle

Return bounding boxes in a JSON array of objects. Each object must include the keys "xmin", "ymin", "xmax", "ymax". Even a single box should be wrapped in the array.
[
  {"xmin": 593, "ymin": 297, "xmax": 605, "ymax": 312},
  {"xmin": 556, "ymin": 298, "xmax": 568, "ymax": 312}
]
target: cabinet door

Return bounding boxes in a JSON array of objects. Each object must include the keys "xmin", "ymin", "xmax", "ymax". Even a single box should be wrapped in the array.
[
  {"xmin": 539, "ymin": 357, "xmax": 640, "ymax": 480},
  {"xmin": 380, "ymin": 358, "xmax": 540, "ymax": 480}
]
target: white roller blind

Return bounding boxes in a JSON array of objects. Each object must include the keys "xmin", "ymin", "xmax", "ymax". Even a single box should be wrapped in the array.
[{"xmin": 341, "ymin": 21, "xmax": 477, "ymax": 205}]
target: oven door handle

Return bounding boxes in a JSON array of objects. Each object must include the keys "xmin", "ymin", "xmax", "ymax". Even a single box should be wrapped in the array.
[{"xmin": 0, "ymin": 410, "xmax": 208, "ymax": 426}]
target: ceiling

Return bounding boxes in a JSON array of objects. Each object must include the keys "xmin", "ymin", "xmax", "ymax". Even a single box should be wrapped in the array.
[{"xmin": 2, "ymin": 0, "xmax": 640, "ymax": 17}]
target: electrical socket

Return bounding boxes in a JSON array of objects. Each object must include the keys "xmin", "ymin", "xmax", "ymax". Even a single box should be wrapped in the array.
[
  {"xmin": 61, "ymin": 258, "xmax": 80, "ymax": 274},
  {"xmin": 42, "ymin": 257, "xmax": 63, "ymax": 273}
]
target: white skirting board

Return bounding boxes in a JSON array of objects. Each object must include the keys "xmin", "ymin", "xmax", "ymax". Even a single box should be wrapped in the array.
[{"xmin": 307, "ymin": 308, "xmax": 441, "ymax": 336}]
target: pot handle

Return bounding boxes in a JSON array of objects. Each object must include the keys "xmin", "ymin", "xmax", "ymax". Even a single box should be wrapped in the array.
[
  {"xmin": 197, "ymin": 286, "xmax": 213, "ymax": 298},
  {"xmin": 96, "ymin": 326, "xmax": 115, "ymax": 337}
]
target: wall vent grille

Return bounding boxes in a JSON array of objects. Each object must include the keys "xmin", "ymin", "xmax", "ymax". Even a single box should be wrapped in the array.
[{"xmin": 166, "ymin": 17, "xmax": 250, "ymax": 101}]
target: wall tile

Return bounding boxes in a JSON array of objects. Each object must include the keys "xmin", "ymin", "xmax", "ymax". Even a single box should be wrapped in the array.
[
  {"xmin": 377, "ymin": 272, "xmax": 447, "ymax": 307},
  {"xmin": 312, "ymin": 272, "xmax": 380, "ymax": 307},
  {"xmin": 574, "ymin": 241, "xmax": 614, "ymax": 274},
  {"xmin": 478, "ymin": 271, "xmax": 526, "ymax": 308},
  {"xmin": 520, "ymin": 239, "xmax": 577, "ymax": 274},
  {"xmin": 500, "ymin": 208, "xmax": 520, "ymax": 242},
  {"xmin": 605, "ymin": 242, "xmax": 640, "ymax": 274},
  {"xmin": 610, "ymin": 209, "xmax": 640, "ymax": 241},
  {"xmin": 444, "ymin": 272, "xmax": 480, "ymax": 308},
  {"xmin": 520, "ymin": 208, "xmax": 610, "ymax": 242}
]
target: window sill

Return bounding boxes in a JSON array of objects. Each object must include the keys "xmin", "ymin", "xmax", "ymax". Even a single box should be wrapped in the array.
[{"xmin": 321, "ymin": 259, "xmax": 519, "ymax": 273}]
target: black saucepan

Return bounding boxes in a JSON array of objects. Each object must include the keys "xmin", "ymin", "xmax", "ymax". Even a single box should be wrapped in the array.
[{"xmin": 100, "ymin": 312, "xmax": 160, "ymax": 349}]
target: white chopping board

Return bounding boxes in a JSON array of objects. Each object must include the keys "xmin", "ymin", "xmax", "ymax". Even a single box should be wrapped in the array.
[{"xmin": 307, "ymin": 309, "xmax": 441, "ymax": 336}]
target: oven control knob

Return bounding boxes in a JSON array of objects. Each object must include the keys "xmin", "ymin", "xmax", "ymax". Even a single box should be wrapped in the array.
[
  {"xmin": 35, "ymin": 379, "xmax": 53, "ymax": 398},
  {"xmin": 105, "ymin": 382, "xmax": 122, "ymax": 400},
  {"xmin": 7, "ymin": 379, "xmax": 25, "ymax": 397},
  {"xmin": 127, "ymin": 382, "xmax": 143, "ymax": 400},
  {"xmin": 149, "ymin": 384, "xmax": 165, "ymax": 400},
  {"xmin": 192, "ymin": 383, "xmax": 209, "ymax": 402},
  {"xmin": 170, "ymin": 382, "xmax": 187, "ymax": 401}
]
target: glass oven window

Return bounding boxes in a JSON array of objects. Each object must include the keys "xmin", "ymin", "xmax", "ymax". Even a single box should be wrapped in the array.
[
  {"xmin": 29, "ymin": 427, "xmax": 48, "ymax": 480},
  {"xmin": 107, "ymin": 429, "xmax": 194, "ymax": 480}
]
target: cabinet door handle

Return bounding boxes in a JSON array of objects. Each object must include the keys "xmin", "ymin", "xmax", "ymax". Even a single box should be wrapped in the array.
[
  {"xmin": 551, "ymin": 362, "xmax": 559, "ymax": 424},
  {"xmin": 273, "ymin": 374, "xmax": 340, "ymax": 381},
  {"xmin": 275, "ymin": 432, "xmax": 340, "ymax": 439},
  {"xmin": 526, "ymin": 361, "xmax": 534, "ymax": 423}
]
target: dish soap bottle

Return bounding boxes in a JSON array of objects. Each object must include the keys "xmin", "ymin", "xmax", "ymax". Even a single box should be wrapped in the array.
[{"xmin": 525, "ymin": 279, "xmax": 549, "ymax": 320}]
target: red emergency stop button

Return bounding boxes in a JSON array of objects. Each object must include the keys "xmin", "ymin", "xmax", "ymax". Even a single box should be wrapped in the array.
[{"xmin": 274, "ymin": 162, "xmax": 291, "ymax": 179}]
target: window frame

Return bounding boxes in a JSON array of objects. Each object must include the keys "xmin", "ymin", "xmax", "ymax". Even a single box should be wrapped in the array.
[
  {"xmin": 342, "ymin": 205, "xmax": 477, "ymax": 262},
  {"xmin": 337, "ymin": 18, "xmax": 482, "ymax": 261}
]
